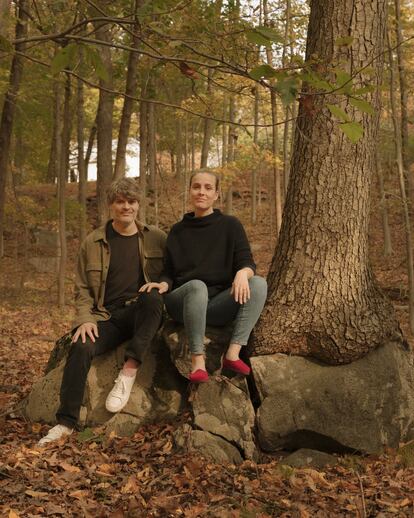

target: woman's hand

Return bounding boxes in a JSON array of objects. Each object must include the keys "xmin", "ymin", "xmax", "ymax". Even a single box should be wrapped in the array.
[
  {"xmin": 139, "ymin": 281, "xmax": 169, "ymax": 294},
  {"xmin": 231, "ymin": 269, "xmax": 253, "ymax": 304}
]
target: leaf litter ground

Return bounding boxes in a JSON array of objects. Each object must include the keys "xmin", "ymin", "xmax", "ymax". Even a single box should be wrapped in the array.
[{"xmin": 1, "ymin": 179, "xmax": 414, "ymax": 517}]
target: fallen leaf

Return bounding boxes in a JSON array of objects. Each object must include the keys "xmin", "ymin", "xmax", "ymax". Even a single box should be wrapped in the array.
[{"xmin": 60, "ymin": 461, "xmax": 81, "ymax": 473}]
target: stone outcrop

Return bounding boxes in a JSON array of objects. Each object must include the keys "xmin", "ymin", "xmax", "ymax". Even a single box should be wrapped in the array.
[
  {"xmin": 251, "ymin": 343, "xmax": 414, "ymax": 454},
  {"xmin": 23, "ymin": 335, "xmax": 187, "ymax": 436},
  {"xmin": 281, "ymin": 449, "xmax": 337, "ymax": 469}
]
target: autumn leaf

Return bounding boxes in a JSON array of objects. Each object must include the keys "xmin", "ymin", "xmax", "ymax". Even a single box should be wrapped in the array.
[{"xmin": 179, "ymin": 62, "xmax": 199, "ymax": 79}]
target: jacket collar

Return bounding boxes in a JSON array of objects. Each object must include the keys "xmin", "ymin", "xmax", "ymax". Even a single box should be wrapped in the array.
[{"xmin": 92, "ymin": 219, "xmax": 150, "ymax": 243}]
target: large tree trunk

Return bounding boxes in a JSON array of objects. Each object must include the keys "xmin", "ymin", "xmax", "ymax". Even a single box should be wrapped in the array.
[
  {"xmin": 93, "ymin": 17, "xmax": 114, "ymax": 223},
  {"xmin": 0, "ymin": 0, "xmax": 28, "ymax": 258},
  {"xmin": 251, "ymin": 0, "xmax": 403, "ymax": 365}
]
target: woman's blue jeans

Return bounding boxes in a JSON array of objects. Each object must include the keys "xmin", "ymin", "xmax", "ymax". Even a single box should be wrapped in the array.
[{"xmin": 164, "ymin": 276, "xmax": 267, "ymax": 355}]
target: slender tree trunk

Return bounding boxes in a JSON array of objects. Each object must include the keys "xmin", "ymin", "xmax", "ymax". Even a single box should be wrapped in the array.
[
  {"xmin": 93, "ymin": 18, "xmax": 114, "ymax": 223},
  {"xmin": 263, "ymin": 0, "xmax": 282, "ymax": 236},
  {"xmin": 282, "ymin": 0, "xmax": 291, "ymax": 197},
  {"xmin": 77, "ymin": 66, "xmax": 87, "ymax": 243},
  {"xmin": 114, "ymin": 7, "xmax": 142, "ymax": 179},
  {"xmin": 85, "ymin": 118, "xmax": 97, "ymax": 172},
  {"xmin": 0, "ymin": 0, "xmax": 28, "ymax": 258},
  {"xmin": 251, "ymin": 0, "xmax": 403, "ymax": 364},
  {"xmin": 54, "ymin": 80, "xmax": 66, "ymax": 307},
  {"xmin": 393, "ymin": 0, "xmax": 412, "ymax": 200},
  {"xmin": 183, "ymin": 119, "xmax": 189, "ymax": 216},
  {"xmin": 375, "ymin": 150, "xmax": 392, "ymax": 257},
  {"xmin": 225, "ymin": 95, "xmax": 236, "ymax": 215},
  {"xmin": 139, "ymin": 99, "xmax": 148, "ymax": 222},
  {"xmin": 175, "ymin": 118, "xmax": 183, "ymax": 180},
  {"xmin": 387, "ymin": 29, "xmax": 414, "ymax": 334},
  {"xmin": 148, "ymin": 99, "xmax": 156, "ymax": 191},
  {"xmin": 200, "ymin": 70, "xmax": 215, "ymax": 168},
  {"xmin": 61, "ymin": 74, "xmax": 72, "ymax": 184},
  {"xmin": 251, "ymin": 86, "xmax": 259, "ymax": 224}
]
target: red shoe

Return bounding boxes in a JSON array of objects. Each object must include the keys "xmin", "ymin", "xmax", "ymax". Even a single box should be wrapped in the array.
[
  {"xmin": 222, "ymin": 358, "xmax": 251, "ymax": 376},
  {"xmin": 189, "ymin": 369, "xmax": 209, "ymax": 383}
]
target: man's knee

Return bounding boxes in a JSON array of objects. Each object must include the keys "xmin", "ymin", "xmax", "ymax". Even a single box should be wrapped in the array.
[
  {"xmin": 69, "ymin": 338, "xmax": 95, "ymax": 359},
  {"xmin": 139, "ymin": 289, "xmax": 164, "ymax": 311}
]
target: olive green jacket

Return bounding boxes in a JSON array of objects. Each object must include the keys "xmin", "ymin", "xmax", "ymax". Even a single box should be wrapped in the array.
[{"xmin": 73, "ymin": 220, "xmax": 166, "ymax": 329}]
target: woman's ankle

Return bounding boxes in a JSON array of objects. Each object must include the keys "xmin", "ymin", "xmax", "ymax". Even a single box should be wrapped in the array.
[
  {"xmin": 225, "ymin": 343, "xmax": 242, "ymax": 361},
  {"xmin": 191, "ymin": 354, "xmax": 206, "ymax": 372}
]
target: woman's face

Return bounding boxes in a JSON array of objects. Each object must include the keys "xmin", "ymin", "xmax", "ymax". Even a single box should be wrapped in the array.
[{"xmin": 189, "ymin": 173, "xmax": 219, "ymax": 216}]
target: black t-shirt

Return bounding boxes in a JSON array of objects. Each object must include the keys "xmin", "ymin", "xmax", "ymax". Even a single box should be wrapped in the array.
[{"xmin": 103, "ymin": 224, "xmax": 144, "ymax": 307}]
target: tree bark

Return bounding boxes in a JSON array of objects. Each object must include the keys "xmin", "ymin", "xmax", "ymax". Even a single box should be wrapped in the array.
[
  {"xmin": 251, "ymin": 0, "xmax": 403, "ymax": 365},
  {"xmin": 77, "ymin": 66, "xmax": 87, "ymax": 243},
  {"xmin": 93, "ymin": 16, "xmax": 114, "ymax": 224},
  {"xmin": 200, "ymin": 70, "xmax": 215, "ymax": 168},
  {"xmin": 393, "ymin": 0, "xmax": 412, "ymax": 200},
  {"xmin": 114, "ymin": 4, "xmax": 143, "ymax": 180},
  {"xmin": 139, "ymin": 99, "xmax": 148, "ymax": 222},
  {"xmin": 375, "ymin": 151, "xmax": 392, "ymax": 257},
  {"xmin": 0, "ymin": 0, "xmax": 28, "ymax": 258},
  {"xmin": 225, "ymin": 95, "xmax": 236, "ymax": 215},
  {"xmin": 251, "ymin": 86, "xmax": 259, "ymax": 224},
  {"xmin": 387, "ymin": 28, "xmax": 414, "ymax": 334}
]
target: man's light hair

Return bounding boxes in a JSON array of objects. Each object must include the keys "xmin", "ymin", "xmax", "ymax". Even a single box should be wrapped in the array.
[{"xmin": 107, "ymin": 178, "xmax": 140, "ymax": 205}]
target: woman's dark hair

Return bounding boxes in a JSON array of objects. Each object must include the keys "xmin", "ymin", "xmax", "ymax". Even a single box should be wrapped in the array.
[{"xmin": 189, "ymin": 169, "xmax": 220, "ymax": 191}]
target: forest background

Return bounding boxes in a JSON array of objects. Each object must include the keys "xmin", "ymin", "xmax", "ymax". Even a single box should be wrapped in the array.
[{"xmin": 1, "ymin": 0, "xmax": 414, "ymax": 516}]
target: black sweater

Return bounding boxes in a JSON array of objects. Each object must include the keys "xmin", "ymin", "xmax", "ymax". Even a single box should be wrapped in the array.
[{"xmin": 161, "ymin": 209, "xmax": 256, "ymax": 297}]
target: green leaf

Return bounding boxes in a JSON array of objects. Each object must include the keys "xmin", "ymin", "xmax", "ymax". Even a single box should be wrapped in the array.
[
  {"xmin": 352, "ymin": 85, "xmax": 376, "ymax": 95},
  {"xmin": 302, "ymin": 72, "xmax": 333, "ymax": 92},
  {"xmin": 340, "ymin": 121, "xmax": 363, "ymax": 143},
  {"xmin": 349, "ymin": 98, "xmax": 374, "ymax": 115},
  {"xmin": 246, "ymin": 30, "xmax": 271, "ymax": 47},
  {"xmin": 50, "ymin": 45, "xmax": 73, "ymax": 75},
  {"xmin": 255, "ymin": 26, "xmax": 284, "ymax": 43},
  {"xmin": 249, "ymin": 64, "xmax": 278, "ymax": 80},
  {"xmin": 88, "ymin": 47, "xmax": 109, "ymax": 82},
  {"xmin": 335, "ymin": 69, "xmax": 352, "ymax": 93},
  {"xmin": 335, "ymin": 36, "xmax": 354, "ymax": 46},
  {"xmin": 274, "ymin": 77, "xmax": 298, "ymax": 106},
  {"xmin": 327, "ymin": 104, "xmax": 349, "ymax": 122}
]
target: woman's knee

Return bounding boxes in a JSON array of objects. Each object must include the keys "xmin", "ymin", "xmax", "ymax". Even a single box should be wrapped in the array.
[
  {"xmin": 69, "ymin": 338, "xmax": 95, "ymax": 359},
  {"xmin": 183, "ymin": 279, "xmax": 209, "ymax": 301},
  {"xmin": 249, "ymin": 276, "xmax": 268, "ymax": 300}
]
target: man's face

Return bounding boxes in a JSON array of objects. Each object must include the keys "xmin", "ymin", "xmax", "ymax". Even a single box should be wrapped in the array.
[{"xmin": 110, "ymin": 195, "xmax": 139, "ymax": 226}]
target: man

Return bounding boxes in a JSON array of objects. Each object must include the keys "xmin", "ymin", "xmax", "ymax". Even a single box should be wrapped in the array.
[{"xmin": 39, "ymin": 178, "xmax": 166, "ymax": 445}]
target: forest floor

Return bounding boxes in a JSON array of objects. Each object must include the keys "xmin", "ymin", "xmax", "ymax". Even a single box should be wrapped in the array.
[{"xmin": 1, "ymin": 172, "xmax": 414, "ymax": 517}]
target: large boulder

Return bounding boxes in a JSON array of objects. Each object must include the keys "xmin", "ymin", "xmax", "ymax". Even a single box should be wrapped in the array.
[
  {"xmin": 22, "ymin": 335, "xmax": 187, "ymax": 435},
  {"xmin": 252, "ymin": 342, "xmax": 414, "ymax": 454},
  {"xmin": 173, "ymin": 424, "xmax": 243, "ymax": 465},
  {"xmin": 192, "ymin": 377, "xmax": 257, "ymax": 460}
]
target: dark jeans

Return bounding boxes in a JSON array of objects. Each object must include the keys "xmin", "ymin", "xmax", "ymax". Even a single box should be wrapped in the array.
[{"xmin": 56, "ymin": 290, "xmax": 163, "ymax": 428}]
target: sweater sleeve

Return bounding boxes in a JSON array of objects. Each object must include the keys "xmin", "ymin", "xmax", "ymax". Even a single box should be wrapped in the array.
[
  {"xmin": 159, "ymin": 233, "xmax": 175, "ymax": 291},
  {"xmin": 232, "ymin": 218, "xmax": 256, "ymax": 275}
]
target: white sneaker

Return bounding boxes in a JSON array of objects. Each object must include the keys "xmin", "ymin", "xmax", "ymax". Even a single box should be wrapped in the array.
[
  {"xmin": 105, "ymin": 371, "xmax": 136, "ymax": 413},
  {"xmin": 38, "ymin": 424, "xmax": 73, "ymax": 446}
]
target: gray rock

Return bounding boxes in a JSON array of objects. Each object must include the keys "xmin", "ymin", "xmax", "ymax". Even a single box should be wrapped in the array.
[
  {"xmin": 23, "ymin": 335, "xmax": 186, "ymax": 435},
  {"xmin": 281, "ymin": 449, "xmax": 337, "ymax": 469},
  {"xmin": 173, "ymin": 424, "xmax": 243, "ymax": 464},
  {"xmin": 192, "ymin": 377, "xmax": 257, "ymax": 460},
  {"xmin": 252, "ymin": 342, "xmax": 414, "ymax": 454},
  {"xmin": 28, "ymin": 256, "xmax": 59, "ymax": 273},
  {"xmin": 163, "ymin": 320, "xmax": 232, "ymax": 379}
]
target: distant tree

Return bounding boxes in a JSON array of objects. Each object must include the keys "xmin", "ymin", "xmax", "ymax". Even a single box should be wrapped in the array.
[{"xmin": 251, "ymin": 0, "xmax": 405, "ymax": 364}]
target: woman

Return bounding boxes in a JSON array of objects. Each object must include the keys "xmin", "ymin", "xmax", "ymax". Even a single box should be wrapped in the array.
[{"xmin": 140, "ymin": 170, "xmax": 267, "ymax": 383}]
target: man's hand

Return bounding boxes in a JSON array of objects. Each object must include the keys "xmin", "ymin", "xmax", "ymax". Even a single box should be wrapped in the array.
[
  {"xmin": 231, "ymin": 270, "xmax": 251, "ymax": 304},
  {"xmin": 139, "ymin": 282, "xmax": 169, "ymax": 294},
  {"xmin": 72, "ymin": 322, "xmax": 99, "ymax": 344}
]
